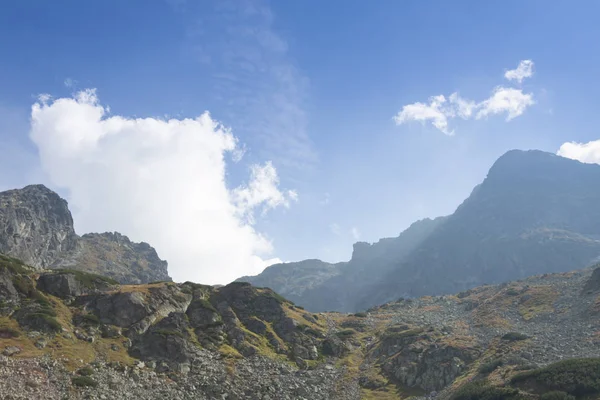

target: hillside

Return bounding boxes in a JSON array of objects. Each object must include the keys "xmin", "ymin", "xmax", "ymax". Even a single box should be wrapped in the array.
[
  {"xmin": 242, "ymin": 150, "xmax": 600, "ymax": 312},
  {"xmin": 0, "ymin": 185, "xmax": 170, "ymax": 284},
  {"xmin": 2, "ymin": 252, "xmax": 600, "ymax": 399}
]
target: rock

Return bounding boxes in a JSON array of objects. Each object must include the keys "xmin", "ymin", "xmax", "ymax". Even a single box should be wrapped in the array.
[
  {"xmin": 0, "ymin": 185, "xmax": 78, "ymax": 268},
  {"xmin": 584, "ymin": 266, "xmax": 600, "ymax": 293},
  {"xmin": 2, "ymin": 346, "xmax": 21, "ymax": 356},
  {"xmin": 0, "ymin": 184, "xmax": 171, "ymax": 284}
]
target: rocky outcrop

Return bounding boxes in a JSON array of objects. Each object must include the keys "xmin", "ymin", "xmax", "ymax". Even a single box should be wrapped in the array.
[
  {"xmin": 37, "ymin": 270, "xmax": 117, "ymax": 298},
  {"xmin": 370, "ymin": 326, "xmax": 480, "ymax": 392},
  {"xmin": 0, "ymin": 185, "xmax": 171, "ymax": 284},
  {"xmin": 81, "ymin": 283, "xmax": 191, "ymax": 335},
  {"xmin": 0, "ymin": 185, "xmax": 78, "ymax": 268},
  {"xmin": 583, "ymin": 265, "xmax": 600, "ymax": 293},
  {"xmin": 57, "ymin": 232, "xmax": 171, "ymax": 284}
]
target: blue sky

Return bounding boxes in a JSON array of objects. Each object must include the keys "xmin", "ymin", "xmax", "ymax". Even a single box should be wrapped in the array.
[{"xmin": 2, "ymin": 0, "xmax": 600, "ymax": 283}]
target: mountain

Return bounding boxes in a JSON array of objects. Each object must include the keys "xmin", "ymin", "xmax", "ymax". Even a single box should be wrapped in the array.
[
  {"xmin": 240, "ymin": 217, "xmax": 444, "ymax": 312},
  {"xmin": 241, "ymin": 150, "xmax": 600, "ymax": 312},
  {"xmin": 0, "ymin": 184, "xmax": 170, "ymax": 284},
  {"xmin": 2, "ymin": 252, "xmax": 600, "ymax": 399}
]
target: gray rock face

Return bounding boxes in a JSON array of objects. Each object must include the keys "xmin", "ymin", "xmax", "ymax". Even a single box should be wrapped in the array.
[
  {"xmin": 0, "ymin": 185, "xmax": 171, "ymax": 284},
  {"xmin": 0, "ymin": 185, "xmax": 78, "ymax": 268}
]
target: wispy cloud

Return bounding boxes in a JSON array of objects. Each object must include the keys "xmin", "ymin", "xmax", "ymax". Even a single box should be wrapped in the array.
[
  {"xmin": 177, "ymin": 0, "xmax": 317, "ymax": 172},
  {"xmin": 350, "ymin": 227, "xmax": 360, "ymax": 240},
  {"xmin": 64, "ymin": 78, "xmax": 77, "ymax": 88},
  {"xmin": 394, "ymin": 60, "xmax": 535, "ymax": 135}
]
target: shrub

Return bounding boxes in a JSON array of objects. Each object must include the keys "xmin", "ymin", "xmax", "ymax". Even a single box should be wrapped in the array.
[
  {"xmin": 77, "ymin": 367, "xmax": 94, "ymax": 376},
  {"xmin": 479, "ymin": 359, "xmax": 504, "ymax": 374},
  {"xmin": 25, "ymin": 313, "xmax": 62, "ymax": 333},
  {"xmin": 265, "ymin": 291, "xmax": 289, "ymax": 304},
  {"xmin": 335, "ymin": 329, "xmax": 356, "ymax": 339},
  {"xmin": 82, "ymin": 313, "xmax": 100, "ymax": 324},
  {"xmin": 353, "ymin": 312, "xmax": 367, "ymax": 318},
  {"xmin": 154, "ymin": 329, "xmax": 185, "ymax": 338},
  {"xmin": 501, "ymin": 332, "xmax": 529, "ymax": 341},
  {"xmin": 0, "ymin": 326, "xmax": 20, "ymax": 338},
  {"xmin": 505, "ymin": 289, "xmax": 520, "ymax": 296},
  {"xmin": 511, "ymin": 358, "xmax": 600, "ymax": 397},
  {"xmin": 193, "ymin": 298, "xmax": 217, "ymax": 312},
  {"xmin": 384, "ymin": 327, "xmax": 424, "ymax": 340},
  {"xmin": 54, "ymin": 269, "xmax": 118, "ymax": 287},
  {"xmin": 72, "ymin": 376, "xmax": 98, "ymax": 387},
  {"xmin": 540, "ymin": 391, "xmax": 576, "ymax": 400},
  {"xmin": 451, "ymin": 380, "xmax": 523, "ymax": 400},
  {"xmin": 296, "ymin": 324, "xmax": 323, "ymax": 337}
]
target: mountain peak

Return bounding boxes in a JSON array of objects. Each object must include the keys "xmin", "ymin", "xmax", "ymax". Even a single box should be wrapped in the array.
[{"xmin": 0, "ymin": 184, "xmax": 171, "ymax": 284}]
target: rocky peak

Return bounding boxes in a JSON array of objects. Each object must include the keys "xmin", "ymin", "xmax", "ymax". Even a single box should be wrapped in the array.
[
  {"xmin": 0, "ymin": 185, "xmax": 171, "ymax": 284},
  {"xmin": 0, "ymin": 184, "xmax": 78, "ymax": 268}
]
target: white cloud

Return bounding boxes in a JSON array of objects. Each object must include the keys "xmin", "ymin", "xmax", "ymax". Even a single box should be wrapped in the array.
[
  {"xmin": 232, "ymin": 161, "xmax": 296, "ymax": 224},
  {"xmin": 350, "ymin": 227, "xmax": 360, "ymax": 240},
  {"xmin": 394, "ymin": 60, "xmax": 536, "ymax": 134},
  {"xmin": 476, "ymin": 87, "xmax": 535, "ymax": 120},
  {"xmin": 504, "ymin": 60, "xmax": 534, "ymax": 83},
  {"xmin": 330, "ymin": 223, "xmax": 341, "ymax": 236},
  {"xmin": 557, "ymin": 139, "xmax": 600, "ymax": 164},
  {"xmin": 320, "ymin": 192, "xmax": 330, "ymax": 206},
  {"xmin": 393, "ymin": 95, "xmax": 454, "ymax": 135},
  {"xmin": 29, "ymin": 89, "xmax": 295, "ymax": 285}
]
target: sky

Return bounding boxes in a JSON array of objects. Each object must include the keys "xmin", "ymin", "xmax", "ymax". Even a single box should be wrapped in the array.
[{"xmin": 2, "ymin": 1, "xmax": 600, "ymax": 284}]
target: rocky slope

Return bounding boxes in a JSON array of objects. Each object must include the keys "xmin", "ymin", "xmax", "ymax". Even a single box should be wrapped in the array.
[
  {"xmin": 242, "ymin": 150, "xmax": 600, "ymax": 312},
  {"xmin": 0, "ymin": 185, "xmax": 170, "ymax": 284},
  {"xmin": 1, "ymin": 252, "xmax": 600, "ymax": 399}
]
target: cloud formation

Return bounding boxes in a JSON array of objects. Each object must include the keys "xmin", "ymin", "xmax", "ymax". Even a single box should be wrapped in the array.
[
  {"xmin": 394, "ymin": 60, "xmax": 535, "ymax": 135},
  {"xmin": 557, "ymin": 139, "xmax": 600, "ymax": 164},
  {"xmin": 29, "ymin": 89, "xmax": 294, "ymax": 284},
  {"xmin": 504, "ymin": 60, "xmax": 534, "ymax": 83}
]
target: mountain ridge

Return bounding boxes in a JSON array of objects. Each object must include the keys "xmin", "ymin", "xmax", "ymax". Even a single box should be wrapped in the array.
[{"xmin": 241, "ymin": 150, "xmax": 600, "ymax": 312}]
